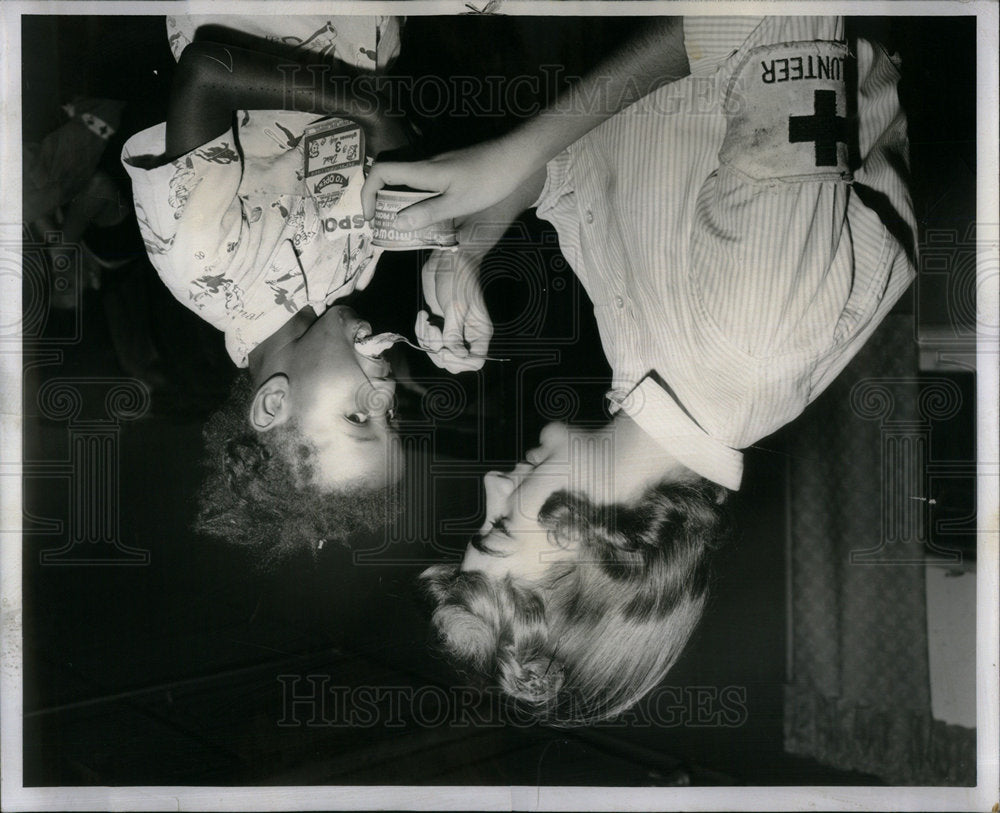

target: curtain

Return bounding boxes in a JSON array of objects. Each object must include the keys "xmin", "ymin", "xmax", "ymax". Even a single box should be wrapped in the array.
[{"xmin": 783, "ymin": 313, "xmax": 976, "ymax": 785}]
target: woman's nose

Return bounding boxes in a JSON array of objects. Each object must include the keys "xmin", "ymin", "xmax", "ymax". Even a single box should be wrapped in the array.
[{"xmin": 529, "ymin": 421, "xmax": 568, "ymax": 462}]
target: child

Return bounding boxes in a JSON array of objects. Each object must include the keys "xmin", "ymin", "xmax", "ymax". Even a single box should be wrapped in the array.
[{"xmin": 122, "ymin": 32, "xmax": 412, "ymax": 566}]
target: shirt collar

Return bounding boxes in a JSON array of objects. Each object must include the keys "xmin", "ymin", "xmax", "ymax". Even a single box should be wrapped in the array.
[{"xmin": 608, "ymin": 373, "xmax": 744, "ymax": 491}]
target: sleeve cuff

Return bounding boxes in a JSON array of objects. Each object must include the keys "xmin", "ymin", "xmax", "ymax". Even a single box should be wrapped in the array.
[{"xmin": 121, "ymin": 122, "xmax": 170, "ymax": 171}]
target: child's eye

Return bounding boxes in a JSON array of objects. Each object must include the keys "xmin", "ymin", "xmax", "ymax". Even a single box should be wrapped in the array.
[{"xmin": 345, "ymin": 412, "xmax": 369, "ymax": 425}]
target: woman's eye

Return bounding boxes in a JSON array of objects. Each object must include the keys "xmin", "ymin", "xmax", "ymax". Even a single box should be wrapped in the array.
[
  {"xmin": 346, "ymin": 412, "xmax": 369, "ymax": 425},
  {"xmin": 490, "ymin": 516, "xmax": 510, "ymax": 535}
]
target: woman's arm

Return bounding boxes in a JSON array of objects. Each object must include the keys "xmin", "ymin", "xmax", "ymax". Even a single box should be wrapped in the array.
[
  {"xmin": 165, "ymin": 41, "xmax": 405, "ymax": 161},
  {"xmin": 361, "ymin": 17, "xmax": 689, "ymax": 230}
]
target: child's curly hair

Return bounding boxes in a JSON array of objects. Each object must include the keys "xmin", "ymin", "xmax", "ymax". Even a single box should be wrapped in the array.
[
  {"xmin": 421, "ymin": 478, "xmax": 728, "ymax": 726},
  {"xmin": 195, "ymin": 373, "xmax": 397, "ymax": 569}
]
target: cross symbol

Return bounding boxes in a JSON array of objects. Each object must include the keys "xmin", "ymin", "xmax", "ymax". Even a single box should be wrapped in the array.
[{"xmin": 788, "ymin": 89, "xmax": 847, "ymax": 167}]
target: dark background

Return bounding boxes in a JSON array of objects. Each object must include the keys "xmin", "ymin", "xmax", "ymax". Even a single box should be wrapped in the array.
[{"xmin": 20, "ymin": 14, "xmax": 976, "ymax": 786}]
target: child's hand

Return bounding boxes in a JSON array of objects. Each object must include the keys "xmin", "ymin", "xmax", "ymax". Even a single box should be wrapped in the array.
[
  {"xmin": 361, "ymin": 138, "xmax": 526, "ymax": 231},
  {"xmin": 415, "ymin": 249, "xmax": 493, "ymax": 373}
]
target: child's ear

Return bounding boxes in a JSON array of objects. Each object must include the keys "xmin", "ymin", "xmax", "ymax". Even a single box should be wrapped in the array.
[{"xmin": 249, "ymin": 374, "xmax": 291, "ymax": 432}]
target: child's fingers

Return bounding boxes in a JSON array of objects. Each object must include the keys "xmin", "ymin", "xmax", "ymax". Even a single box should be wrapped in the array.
[{"xmin": 360, "ymin": 170, "xmax": 384, "ymax": 221}]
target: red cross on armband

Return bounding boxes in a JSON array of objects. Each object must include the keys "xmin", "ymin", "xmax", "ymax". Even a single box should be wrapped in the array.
[
  {"xmin": 719, "ymin": 40, "xmax": 852, "ymax": 182},
  {"xmin": 788, "ymin": 89, "xmax": 849, "ymax": 167}
]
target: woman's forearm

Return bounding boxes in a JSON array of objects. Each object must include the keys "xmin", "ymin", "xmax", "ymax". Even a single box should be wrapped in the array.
[
  {"xmin": 461, "ymin": 168, "xmax": 547, "ymax": 255},
  {"xmin": 502, "ymin": 17, "xmax": 689, "ymax": 179},
  {"xmin": 360, "ymin": 19, "xmax": 690, "ymax": 231}
]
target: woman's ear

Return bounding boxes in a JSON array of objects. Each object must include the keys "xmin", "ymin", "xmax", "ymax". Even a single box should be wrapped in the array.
[{"xmin": 249, "ymin": 374, "xmax": 291, "ymax": 432}]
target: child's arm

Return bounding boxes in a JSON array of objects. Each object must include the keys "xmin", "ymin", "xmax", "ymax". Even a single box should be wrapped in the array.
[{"xmin": 165, "ymin": 41, "xmax": 405, "ymax": 161}]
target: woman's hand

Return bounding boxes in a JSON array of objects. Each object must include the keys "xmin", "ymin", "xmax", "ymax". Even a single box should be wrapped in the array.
[
  {"xmin": 361, "ymin": 138, "xmax": 530, "ymax": 232},
  {"xmin": 410, "ymin": 169, "xmax": 546, "ymax": 372},
  {"xmin": 361, "ymin": 17, "xmax": 688, "ymax": 231}
]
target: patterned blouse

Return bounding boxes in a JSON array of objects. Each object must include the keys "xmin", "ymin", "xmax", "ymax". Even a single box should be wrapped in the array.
[
  {"xmin": 121, "ymin": 16, "xmax": 402, "ymax": 366},
  {"xmin": 123, "ymin": 111, "xmax": 380, "ymax": 367}
]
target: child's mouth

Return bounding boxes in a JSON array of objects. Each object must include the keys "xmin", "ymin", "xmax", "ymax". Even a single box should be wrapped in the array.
[{"xmin": 354, "ymin": 323, "xmax": 406, "ymax": 359}]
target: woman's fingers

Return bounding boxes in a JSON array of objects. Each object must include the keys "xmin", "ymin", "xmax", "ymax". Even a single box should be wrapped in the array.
[
  {"xmin": 361, "ymin": 160, "xmax": 442, "ymax": 219},
  {"xmin": 394, "ymin": 196, "xmax": 451, "ymax": 232},
  {"xmin": 420, "ymin": 251, "xmax": 447, "ymax": 316},
  {"xmin": 441, "ymin": 301, "xmax": 470, "ymax": 360},
  {"xmin": 465, "ymin": 312, "xmax": 493, "ymax": 368},
  {"xmin": 415, "ymin": 309, "xmax": 444, "ymax": 353},
  {"xmin": 414, "ymin": 309, "xmax": 486, "ymax": 373}
]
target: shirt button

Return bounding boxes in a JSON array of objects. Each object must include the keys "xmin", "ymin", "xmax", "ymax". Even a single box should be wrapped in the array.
[
  {"xmin": 585, "ymin": 210, "xmax": 594, "ymax": 224},
  {"xmin": 615, "ymin": 295, "xmax": 624, "ymax": 308}
]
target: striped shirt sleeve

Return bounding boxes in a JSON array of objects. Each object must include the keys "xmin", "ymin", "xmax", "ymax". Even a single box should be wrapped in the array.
[{"xmin": 683, "ymin": 16, "xmax": 764, "ymax": 75}]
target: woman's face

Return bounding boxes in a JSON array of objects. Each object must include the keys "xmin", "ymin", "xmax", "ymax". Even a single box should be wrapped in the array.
[
  {"xmin": 461, "ymin": 422, "xmax": 618, "ymax": 582},
  {"xmin": 460, "ymin": 412, "xmax": 690, "ymax": 581}
]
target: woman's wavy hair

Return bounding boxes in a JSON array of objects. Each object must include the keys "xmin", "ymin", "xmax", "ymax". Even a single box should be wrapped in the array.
[
  {"xmin": 195, "ymin": 373, "xmax": 396, "ymax": 570},
  {"xmin": 421, "ymin": 478, "xmax": 729, "ymax": 726}
]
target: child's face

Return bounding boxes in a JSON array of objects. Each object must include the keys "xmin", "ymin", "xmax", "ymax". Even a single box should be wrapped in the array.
[{"xmin": 286, "ymin": 305, "xmax": 402, "ymax": 490}]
